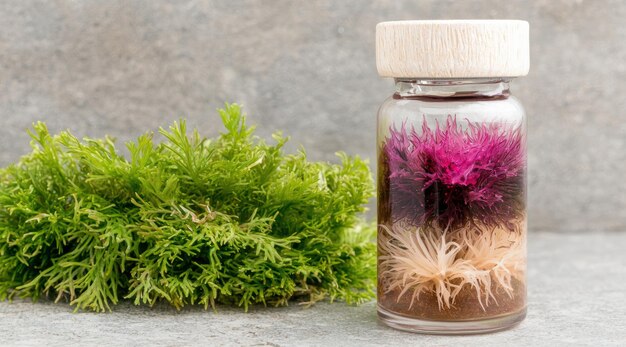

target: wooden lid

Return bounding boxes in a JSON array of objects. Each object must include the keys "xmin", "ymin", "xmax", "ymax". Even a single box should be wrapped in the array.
[{"xmin": 376, "ymin": 20, "xmax": 529, "ymax": 78}]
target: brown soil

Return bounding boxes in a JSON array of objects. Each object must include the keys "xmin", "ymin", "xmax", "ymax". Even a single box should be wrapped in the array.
[{"xmin": 377, "ymin": 278, "xmax": 526, "ymax": 321}]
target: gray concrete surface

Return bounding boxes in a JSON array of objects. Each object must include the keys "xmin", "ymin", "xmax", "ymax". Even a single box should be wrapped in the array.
[
  {"xmin": 0, "ymin": 1, "xmax": 625, "ymax": 232},
  {"xmin": 1, "ymin": 231, "xmax": 624, "ymax": 346}
]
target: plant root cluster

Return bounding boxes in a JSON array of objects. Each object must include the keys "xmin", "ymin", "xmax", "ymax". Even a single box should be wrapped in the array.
[{"xmin": 378, "ymin": 221, "xmax": 526, "ymax": 310}]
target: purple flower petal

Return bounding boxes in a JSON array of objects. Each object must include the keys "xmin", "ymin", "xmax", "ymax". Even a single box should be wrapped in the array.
[{"xmin": 379, "ymin": 116, "xmax": 525, "ymax": 232}]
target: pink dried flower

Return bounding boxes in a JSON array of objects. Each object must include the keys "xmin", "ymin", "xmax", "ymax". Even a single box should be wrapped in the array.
[{"xmin": 380, "ymin": 116, "xmax": 525, "ymax": 231}]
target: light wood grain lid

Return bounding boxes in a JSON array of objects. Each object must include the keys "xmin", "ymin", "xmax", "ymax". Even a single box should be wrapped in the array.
[{"xmin": 376, "ymin": 20, "xmax": 529, "ymax": 78}]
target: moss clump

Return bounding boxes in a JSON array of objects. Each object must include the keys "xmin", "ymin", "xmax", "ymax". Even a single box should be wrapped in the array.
[{"xmin": 0, "ymin": 104, "xmax": 375, "ymax": 312}]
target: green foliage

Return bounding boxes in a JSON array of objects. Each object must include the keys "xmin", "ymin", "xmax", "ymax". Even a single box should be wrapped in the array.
[{"xmin": 0, "ymin": 104, "xmax": 375, "ymax": 312}]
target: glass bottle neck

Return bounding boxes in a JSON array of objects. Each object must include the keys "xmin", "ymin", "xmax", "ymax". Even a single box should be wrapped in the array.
[{"xmin": 394, "ymin": 78, "xmax": 512, "ymax": 100}]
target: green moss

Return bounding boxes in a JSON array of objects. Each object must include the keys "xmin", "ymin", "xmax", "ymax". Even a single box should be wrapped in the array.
[{"xmin": 0, "ymin": 104, "xmax": 375, "ymax": 312}]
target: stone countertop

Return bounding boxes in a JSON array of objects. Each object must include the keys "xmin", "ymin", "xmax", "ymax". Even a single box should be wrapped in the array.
[{"xmin": 1, "ymin": 232, "xmax": 625, "ymax": 346}]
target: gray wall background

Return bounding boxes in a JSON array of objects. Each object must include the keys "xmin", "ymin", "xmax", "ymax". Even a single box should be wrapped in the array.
[{"xmin": 0, "ymin": 0, "xmax": 624, "ymax": 232}]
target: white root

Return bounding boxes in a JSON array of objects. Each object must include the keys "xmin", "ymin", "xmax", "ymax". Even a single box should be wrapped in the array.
[{"xmin": 378, "ymin": 222, "xmax": 526, "ymax": 310}]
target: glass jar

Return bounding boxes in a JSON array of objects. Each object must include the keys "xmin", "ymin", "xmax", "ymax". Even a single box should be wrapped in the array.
[{"xmin": 375, "ymin": 20, "xmax": 529, "ymax": 334}]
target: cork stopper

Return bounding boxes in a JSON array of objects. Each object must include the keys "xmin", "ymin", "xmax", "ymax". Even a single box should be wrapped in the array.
[{"xmin": 376, "ymin": 20, "xmax": 529, "ymax": 78}]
